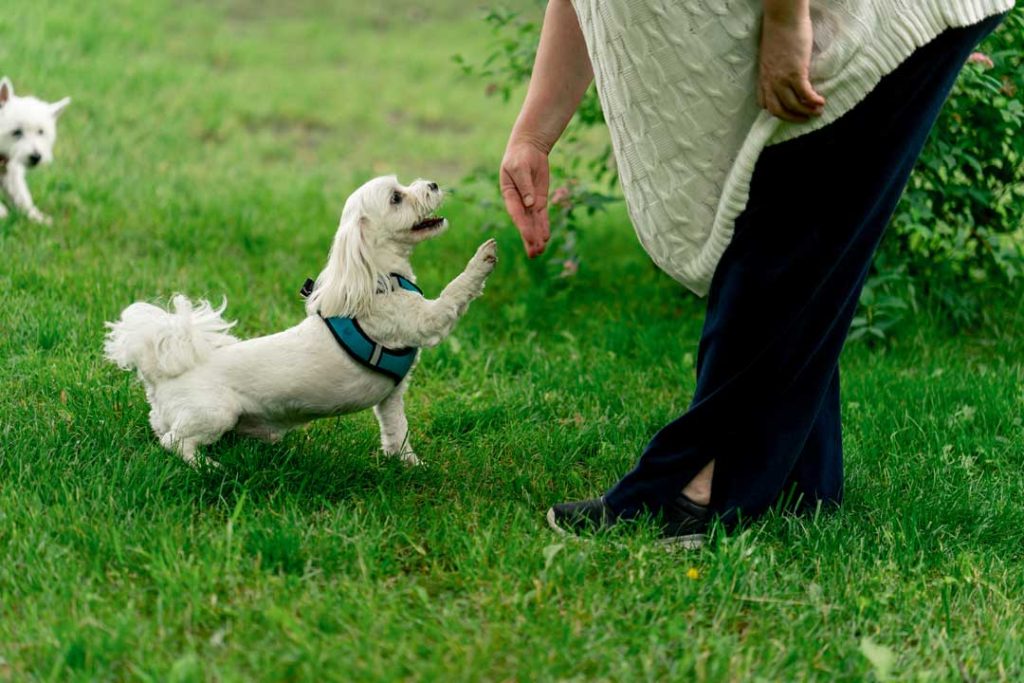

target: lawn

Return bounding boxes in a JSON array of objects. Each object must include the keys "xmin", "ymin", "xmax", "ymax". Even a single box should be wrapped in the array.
[{"xmin": 2, "ymin": 0, "xmax": 1024, "ymax": 680}]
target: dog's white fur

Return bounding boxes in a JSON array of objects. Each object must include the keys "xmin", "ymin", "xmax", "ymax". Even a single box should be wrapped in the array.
[
  {"xmin": 0, "ymin": 77, "xmax": 70, "ymax": 224},
  {"xmin": 104, "ymin": 176, "xmax": 497, "ymax": 466}
]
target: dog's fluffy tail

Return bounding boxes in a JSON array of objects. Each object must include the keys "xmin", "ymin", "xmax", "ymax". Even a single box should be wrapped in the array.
[{"xmin": 104, "ymin": 295, "xmax": 238, "ymax": 384}]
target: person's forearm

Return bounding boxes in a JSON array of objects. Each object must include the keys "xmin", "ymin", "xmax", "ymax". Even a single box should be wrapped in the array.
[
  {"xmin": 508, "ymin": 0, "xmax": 594, "ymax": 153},
  {"xmin": 763, "ymin": 0, "xmax": 809, "ymax": 22}
]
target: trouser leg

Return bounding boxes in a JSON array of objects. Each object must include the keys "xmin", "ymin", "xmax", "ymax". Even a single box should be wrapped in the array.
[
  {"xmin": 784, "ymin": 350, "xmax": 843, "ymax": 510},
  {"xmin": 603, "ymin": 15, "xmax": 1004, "ymax": 525}
]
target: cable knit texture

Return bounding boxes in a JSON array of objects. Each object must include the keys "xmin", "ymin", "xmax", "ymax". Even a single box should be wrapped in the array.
[{"xmin": 570, "ymin": 0, "xmax": 1013, "ymax": 296}]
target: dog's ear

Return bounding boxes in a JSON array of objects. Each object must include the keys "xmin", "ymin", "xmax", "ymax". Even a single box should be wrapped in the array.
[
  {"xmin": 0, "ymin": 78, "xmax": 12, "ymax": 108},
  {"xmin": 50, "ymin": 96, "xmax": 71, "ymax": 118},
  {"xmin": 306, "ymin": 214, "xmax": 380, "ymax": 318}
]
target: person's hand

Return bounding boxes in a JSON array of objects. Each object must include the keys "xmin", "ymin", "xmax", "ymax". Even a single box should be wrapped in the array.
[
  {"xmin": 758, "ymin": 5, "xmax": 826, "ymax": 122},
  {"xmin": 500, "ymin": 137, "xmax": 551, "ymax": 258}
]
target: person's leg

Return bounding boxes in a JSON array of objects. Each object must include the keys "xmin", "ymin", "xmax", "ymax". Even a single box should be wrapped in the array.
[
  {"xmin": 682, "ymin": 365, "xmax": 841, "ymax": 509},
  {"xmin": 595, "ymin": 14, "xmax": 1005, "ymax": 528},
  {"xmin": 781, "ymin": 359, "xmax": 844, "ymax": 510}
]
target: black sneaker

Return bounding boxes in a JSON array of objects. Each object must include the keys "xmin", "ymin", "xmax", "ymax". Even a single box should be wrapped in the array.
[
  {"xmin": 546, "ymin": 495, "xmax": 710, "ymax": 549},
  {"xmin": 546, "ymin": 498, "xmax": 616, "ymax": 535}
]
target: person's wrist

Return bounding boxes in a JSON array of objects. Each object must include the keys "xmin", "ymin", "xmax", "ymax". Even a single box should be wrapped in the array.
[
  {"xmin": 506, "ymin": 128, "xmax": 554, "ymax": 156},
  {"xmin": 762, "ymin": 0, "xmax": 808, "ymax": 25}
]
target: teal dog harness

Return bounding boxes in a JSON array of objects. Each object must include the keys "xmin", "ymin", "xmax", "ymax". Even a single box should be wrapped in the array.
[{"xmin": 301, "ymin": 273, "xmax": 422, "ymax": 383}]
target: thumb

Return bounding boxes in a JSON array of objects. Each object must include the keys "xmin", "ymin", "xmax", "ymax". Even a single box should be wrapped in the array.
[{"xmin": 507, "ymin": 162, "xmax": 537, "ymax": 209}]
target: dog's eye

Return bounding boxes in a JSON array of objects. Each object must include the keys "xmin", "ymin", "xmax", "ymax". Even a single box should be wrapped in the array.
[
  {"xmin": 390, "ymin": 191, "xmax": 403, "ymax": 206},
  {"xmin": 11, "ymin": 128, "xmax": 22, "ymax": 138}
]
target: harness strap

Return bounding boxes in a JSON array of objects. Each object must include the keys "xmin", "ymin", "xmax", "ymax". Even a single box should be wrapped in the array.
[
  {"xmin": 380, "ymin": 273, "xmax": 422, "ymax": 295},
  {"xmin": 320, "ymin": 316, "xmax": 417, "ymax": 383},
  {"xmin": 301, "ymin": 272, "xmax": 422, "ymax": 383}
]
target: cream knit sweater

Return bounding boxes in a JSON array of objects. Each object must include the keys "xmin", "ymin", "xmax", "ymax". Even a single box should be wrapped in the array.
[{"xmin": 569, "ymin": 0, "xmax": 1014, "ymax": 295}]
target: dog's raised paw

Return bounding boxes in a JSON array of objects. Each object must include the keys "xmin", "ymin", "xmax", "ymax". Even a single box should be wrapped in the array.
[{"xmin": 475, "ymin": 238, "xmax": 498, "ymax": 267}]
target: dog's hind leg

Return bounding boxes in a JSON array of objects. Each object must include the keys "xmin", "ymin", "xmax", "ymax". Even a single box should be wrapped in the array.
[
  {"xmin": 236, "ymin": 421, "xmax": 285, "ymax": 443},
  {"xmin": 159, "ymin": 431, "xmax": 201, "ymax": 466},
  {"xmin": 149, "ymin": 407, "xmax": 170, "ymax": 439},
  {"xmin": 160, "ymin": 432, "xmax": 203, "ymax": 467},
  {"xmin": 161, "ymin": 405, "xmax": 238, "ymax": 468},
  {"xmin": 374, "ymin": 385, "xmax": 420, "ymax": 466}
]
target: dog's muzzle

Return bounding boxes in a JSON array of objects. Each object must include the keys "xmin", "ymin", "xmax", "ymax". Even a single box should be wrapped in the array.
[{"xmin": 411, "ymin": 216, "xmax": 445, "ymax": 231}]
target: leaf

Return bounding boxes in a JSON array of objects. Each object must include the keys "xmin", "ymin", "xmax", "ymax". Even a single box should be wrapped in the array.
[
  {"xmin": 542, "ymin": 543, "xmax": 564, "ymax": 570},
  {"xmin": 859, "ymin": 638, "xmax": 896, "ymax": 681},
  {"xmin": 168, "ymin": 653, "xmax": 202, "ymax": 683},
  {"xmin": 848, "ymin": 327, "xmax": 867, "ymax": 342}
]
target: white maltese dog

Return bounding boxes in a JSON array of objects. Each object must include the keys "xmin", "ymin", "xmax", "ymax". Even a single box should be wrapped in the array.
[
  {"xmin": 105, "ymin": 175, "xmax": 498, "ymax": 466},
  {"xmin": 0, "ymin": 77, "xmax": 71, "ymax": 224}
]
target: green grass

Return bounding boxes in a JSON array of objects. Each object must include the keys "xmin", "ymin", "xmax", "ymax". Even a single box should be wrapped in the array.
[{"xmin": 3, "ymin": 1, "xmax": 1024, "ymax": 680}]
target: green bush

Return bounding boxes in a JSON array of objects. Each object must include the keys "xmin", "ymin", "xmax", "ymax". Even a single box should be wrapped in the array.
[
  {"xmin": 457, "ymin": 4, "xmax": 1024, "ymax": 338},
  {"xmin": 871, "ymin": 8, "xmax": 1024, "ymax": 335}
]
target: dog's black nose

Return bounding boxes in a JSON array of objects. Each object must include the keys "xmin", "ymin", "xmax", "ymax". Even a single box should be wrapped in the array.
[
  {"xmin": 428, "ymin": 182, "xmax": 438, "ymax": 192},
  {"xmin": 28, "ymin": 153, "xmax": 41, "ymax": 167}
]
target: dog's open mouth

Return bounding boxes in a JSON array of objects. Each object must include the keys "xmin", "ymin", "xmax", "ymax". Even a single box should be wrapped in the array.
[{"xmin": 411, "ymin": 216, "xmax": 445, "ymax": 231}]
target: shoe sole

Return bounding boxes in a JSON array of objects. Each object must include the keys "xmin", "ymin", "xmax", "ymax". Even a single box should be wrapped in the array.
[
  {"xmin": 654, "ymin": 533, "xmax": 705, "ymax": 550},
  {"xmin": 546, "ymin": 508, "xmax": 705, "ymax": 550}
]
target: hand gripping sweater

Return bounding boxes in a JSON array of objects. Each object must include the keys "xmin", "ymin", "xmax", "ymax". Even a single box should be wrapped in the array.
[{"xmin": 569, "ymin": 0, "xmax": 1014, "ymax": 295}]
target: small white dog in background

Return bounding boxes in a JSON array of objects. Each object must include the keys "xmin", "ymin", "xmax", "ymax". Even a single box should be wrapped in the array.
[
  {"xmin": 0, "ymin": 77, "xmax": 71, "ymax": 224},
  {"xmin": 105, "ymin": 175, "xmax": 498, "ymax": 466}
]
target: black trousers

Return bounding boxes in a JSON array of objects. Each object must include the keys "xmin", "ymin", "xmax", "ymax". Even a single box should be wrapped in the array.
[{"xmin": 604, "ymin": 15, "xmax": 1005, "ymax": 526}]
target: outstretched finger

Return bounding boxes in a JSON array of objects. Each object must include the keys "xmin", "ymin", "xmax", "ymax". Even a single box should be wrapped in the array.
[
  {"xmin": 522, "ymin": 163, "xmax": 550, "ymax": 257},
  {"xmin": 531, "ymin": 205, "xmax": 551, "ymax": 257},
  {"xmin": 501, "ymin": 183, "xmax": 536, "ymax": 249}
]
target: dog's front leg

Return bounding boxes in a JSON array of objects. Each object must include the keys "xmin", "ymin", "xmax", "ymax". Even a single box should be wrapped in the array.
[
  {"xmin": 439, "ymin": 238, "xmax": 498, "ymax": 314},
  {"xmin": 374, "ymin": 385, "xmax": 420, "ymax": 466},
  {"xmin": 406, "ymin": 238, "xmax": 497, "ymax": 347},
  {"xmin": 0, "ymin": 166, "xmax": 10, "ymax": 218},
  {"xmin": 2, "ymin": 165, "xmax": 50, "ymax": 224}
]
